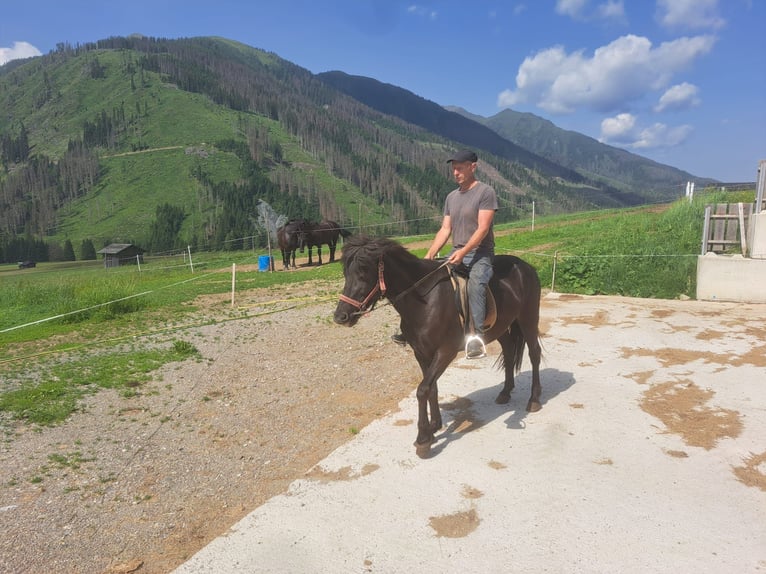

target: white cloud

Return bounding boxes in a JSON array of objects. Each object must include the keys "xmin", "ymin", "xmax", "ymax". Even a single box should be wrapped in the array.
[
  {"xmin": 654, "ymin": 82, "xmax": 701, "ymax": 112},
  {"xmin": 599, "ymin": 112, "xmax": 693, "ymax": 148},
  {"xmin": 0, "ymin": 41, "xmax": 42, "ymax": 66},
  {"xmin": 597, "ymin": 0, "xmax": 625, "ymax": 20},
  {"xmin": 632, "ymin": 123, "xmax": 693, "ymax": 148},
  {"xmin": 407, "ymin": 5, "xmax": 438, "ymax": 20},
  {"xmin": 656, "ymin": 0, "xmax": 725, "ymax": 30},
  {"xmin": 556, "ymin": 0, "xmax": 588, "ymax": 18},
  {"xmin": 556, "ymin": 0, "xmax": 625, "ymax": 21},
  {"xmin": 600, "ymin": 112, "xmax": 637, "ymax": 143},
  {"xmin": 497, "ymin": 33, "xmax": 715, "ymax": 114}
]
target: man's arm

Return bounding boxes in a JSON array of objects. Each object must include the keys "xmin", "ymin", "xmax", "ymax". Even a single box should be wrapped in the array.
[{"xmin": 425, "ymin": 215, "xmax": 452, "ymax": 260}]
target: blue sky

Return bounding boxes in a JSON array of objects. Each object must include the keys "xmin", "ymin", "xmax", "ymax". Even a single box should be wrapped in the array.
[{"xmin": 1, "ymin": 0, "xmax": 763, "ymax": 182}]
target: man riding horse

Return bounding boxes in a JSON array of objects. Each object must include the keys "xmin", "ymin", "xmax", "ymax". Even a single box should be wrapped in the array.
[{"xmin": 394, "ymin": 150, "xmax": 497, "ymax": 359}]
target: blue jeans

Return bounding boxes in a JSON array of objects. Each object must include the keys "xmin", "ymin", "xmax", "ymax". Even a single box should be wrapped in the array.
[{"xmin": 453, "ymin": 250, "xmax": 494, "ymax": 335}]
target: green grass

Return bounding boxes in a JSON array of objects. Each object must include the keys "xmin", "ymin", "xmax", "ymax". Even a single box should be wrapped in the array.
[
  {"xmin": 490, "ymin": 192, "xmax": 752, "ymax": 297},
  {"xmin": 0, "ymin": 339, "xmax": 200, "ymax": 425}
]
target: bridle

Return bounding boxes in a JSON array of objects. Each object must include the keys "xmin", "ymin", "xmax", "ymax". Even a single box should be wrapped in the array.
[
  {"xmin": 338, "ymin": 256, "xmax": 450, "ymax": 317},
  {"xmin": 338, "ymin": 256, "xmax": 387, "ymax": 316}
]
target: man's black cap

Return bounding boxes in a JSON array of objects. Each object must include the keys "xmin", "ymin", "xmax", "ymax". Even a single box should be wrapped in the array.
[{"xmin": 447, "ymin": 149, "xmax": 478, "ymax": 163}]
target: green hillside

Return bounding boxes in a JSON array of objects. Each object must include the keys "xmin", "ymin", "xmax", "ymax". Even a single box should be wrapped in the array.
[
  {"xmin": 1, "ymin": 40, "xmax": 410, "ymax": 258},
  {"xmin": 0, "ymin": 35, "xmax": 724, "ymax": 265}
]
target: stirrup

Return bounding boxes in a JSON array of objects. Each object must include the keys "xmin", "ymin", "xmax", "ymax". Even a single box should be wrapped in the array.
[{"xmin": 464, "ymin": 334, "xmax": 486, "ymax": 359}]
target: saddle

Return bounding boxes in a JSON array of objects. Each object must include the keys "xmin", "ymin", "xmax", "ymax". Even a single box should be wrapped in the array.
[{"xmin": 448, "ymin": 265, "xmax": 497, "ymax": 335}]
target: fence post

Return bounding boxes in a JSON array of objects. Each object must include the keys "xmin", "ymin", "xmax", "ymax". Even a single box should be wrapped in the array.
[
  {"xmin": 701, "ymin": 205, "xmax": 712, "ymax": 255},
  {"xmin": 738, "ymin": 202, "xmax": 748, "ymax": 256},
  {"xmin": 187, "ymin": 245, "xmax": 194, "ymax": 273},
  {"xmin": 551, "ymin": 251, "xmax": 558, "ymax": 293},
  {"xmin": 231, "ymin": 263, "xmax": 236, "ymax": 308}
]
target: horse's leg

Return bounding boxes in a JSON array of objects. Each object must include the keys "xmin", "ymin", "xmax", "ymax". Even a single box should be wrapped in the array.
[
  {"xmin": 495, "ymin": 329, "xmax": 517, "ymax": 404},
  {"xmin": 519, "ymin": 307, "xmax": 543, "ymax": 412},
  {"xmin": 307, "ymin": 246, "xmax": 313, "ymax": 265},
  {"xmin": 329, "ymin": 240, "xmax": 337, "ymax": 262},
  {"xmin": 428, "ymin": 381, "xmax": 441, "ymax": 432},
  {"xmin": 526, "ymin": 332, "xmax": 542, "ymax": 412},
  {"xmin": 413, "ymin": 348, "xmax": 454, "ymax": 457}
]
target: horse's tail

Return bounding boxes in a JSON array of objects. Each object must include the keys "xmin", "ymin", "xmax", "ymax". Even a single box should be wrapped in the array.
[
  {"xmin": 509, "ymin": 320, "xmax": 526, "ymax": 373},
  {"xmin": 494, "ymin": 320, "xmax": 526, "ymax": 374}
]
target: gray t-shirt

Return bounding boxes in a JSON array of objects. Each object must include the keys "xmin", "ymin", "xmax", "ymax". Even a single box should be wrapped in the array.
[{"xmin": 444, "ymin": 181, "xmax": 498, "ymax": 253}]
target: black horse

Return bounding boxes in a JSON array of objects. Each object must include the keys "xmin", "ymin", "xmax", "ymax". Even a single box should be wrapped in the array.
[
  {"xmin": 333, "ymin": 235, "xmax": 542, "ymax": 457},
  {"xmin": 303, "ymin": 220, "xmax": 351, "ymax": 265},
  {"xmin": 276, "ymin": 219, "xmax": 307, "ymax": 270}
]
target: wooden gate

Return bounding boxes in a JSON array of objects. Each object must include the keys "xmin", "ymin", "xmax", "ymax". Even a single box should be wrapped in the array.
[{"xmin": 701, "ymin": 202, "xmax": 753, "ymax": 255}]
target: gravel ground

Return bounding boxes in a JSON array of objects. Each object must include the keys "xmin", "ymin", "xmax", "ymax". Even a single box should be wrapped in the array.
[{"xmin": 0, "ymin": 275, "xmax": 420, "ymax": 574}]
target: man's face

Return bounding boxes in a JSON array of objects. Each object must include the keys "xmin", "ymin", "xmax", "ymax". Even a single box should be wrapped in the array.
[{"xmin": 451, "ymin": 161, "xmax": 476, "ymax": 186}]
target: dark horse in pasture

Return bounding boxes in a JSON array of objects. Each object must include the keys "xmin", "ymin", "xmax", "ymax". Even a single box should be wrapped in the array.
[
  {"xmin": 276, "ymin": 219, "xmax": 307, "ymax": 270},
  {"xmin": 333, "ymin": 235, "xmax": 542, "ymax": 457},
  {"xmin": 303, "ymin": 220, "xmax": 351, "ymax": 265}
]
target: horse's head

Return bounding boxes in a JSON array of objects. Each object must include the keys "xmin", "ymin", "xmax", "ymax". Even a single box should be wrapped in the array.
[
  {"xmin": 333, "ymin": 235, "xmax": 391, "ymax": 326},
  {"xmin": 282, "ymin": 219, "xmax": 308, "ymax": 251}
]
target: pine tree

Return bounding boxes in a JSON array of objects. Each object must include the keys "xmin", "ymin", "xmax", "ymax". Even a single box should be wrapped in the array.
[
  {"xmin": 63, "ymin": 239, "xmax": 76, "ymax": 261},
  {"xmin": 81, "ymin": 238, "xmax": 97, "ymax": 260}
]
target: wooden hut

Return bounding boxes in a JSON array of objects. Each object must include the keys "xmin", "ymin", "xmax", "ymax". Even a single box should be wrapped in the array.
[{"xmin": 97, "ymin": 243, "xmax": 145, "ymax": 268}]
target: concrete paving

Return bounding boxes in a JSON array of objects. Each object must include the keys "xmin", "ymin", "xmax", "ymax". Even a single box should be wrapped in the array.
[{"xmin": 173, "ymin": 294, "xmax": 766, "ymax": 574}]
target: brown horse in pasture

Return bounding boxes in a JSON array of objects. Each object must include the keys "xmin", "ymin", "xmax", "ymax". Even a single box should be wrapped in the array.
[
  {"xmin": 303, "ymin": 220, "xmax": 351, "ymax": 265},
  {"xmin": 276, "ymin": 219, "xmax": 307, "ymax": 270},
  {"xmin": 333, "ymin": 235, "xmax": 543, "ymax": 457}
]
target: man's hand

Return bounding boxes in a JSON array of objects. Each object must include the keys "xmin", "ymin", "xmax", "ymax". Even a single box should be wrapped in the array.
[{"xmin": 447, "ymin": 249, "xmax": 465, "ymax": 265}]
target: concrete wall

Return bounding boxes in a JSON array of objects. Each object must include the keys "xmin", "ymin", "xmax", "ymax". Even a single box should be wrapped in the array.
[
  {"xmin": 748, "ymin": 212, "xmax": 766, "ymax": 259},
  {"xmin": 697, "ymin": 252, "xmax": 766, "ymax": 303}
]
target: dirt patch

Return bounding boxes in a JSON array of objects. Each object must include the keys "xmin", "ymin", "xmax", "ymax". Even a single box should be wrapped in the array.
[
  {"xmin": 640, "ymin": 380, "xmax": 743, "ymax": 449},
  {"xmin": 733, "ymin": 451, "xmax": 766, "ymax": 492},
  {"xmin": 305, "ymin": 463, "xmax": 380, "ymax": 483},
  {"xmin": 428, "ymin": 508, "xmax": 480, "ymax": 538}
]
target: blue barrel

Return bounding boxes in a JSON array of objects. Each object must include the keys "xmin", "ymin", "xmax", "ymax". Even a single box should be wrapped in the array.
[{"xmin": 258, "ymin": 255, "xmax": 273, "ymax": 271}]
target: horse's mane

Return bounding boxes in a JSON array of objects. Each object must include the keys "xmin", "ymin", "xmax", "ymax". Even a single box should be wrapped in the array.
[{"xmin": 341, "ymin": 235, "xmax": 419, "ymax": 267}]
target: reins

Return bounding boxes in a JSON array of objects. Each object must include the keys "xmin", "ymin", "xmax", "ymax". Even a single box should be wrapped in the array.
[
  {"xmin": 339, "ymin": 256, "xmax": 450, "ymax": 317},
  {"xmin": 390, "ymin": 259, "xmax": 450, "ymax": 305}
]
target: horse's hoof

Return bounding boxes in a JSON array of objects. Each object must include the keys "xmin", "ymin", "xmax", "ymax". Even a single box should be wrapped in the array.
[
  {"xmin": 495, "ymin": 392, "xmax": 510, "ymax": 405},
  {"xmin": 413, "ymin": 437, "xmax": 435, "ymax": 458},
  {"xmin": 527, "ymin": 401, "xmax": 542, "ymax": 412}
]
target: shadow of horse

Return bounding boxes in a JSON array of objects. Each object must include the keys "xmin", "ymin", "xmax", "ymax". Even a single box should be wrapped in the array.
[{"xmin": 427, "ymin": 367, "xmax": 576, "ymax": 457}]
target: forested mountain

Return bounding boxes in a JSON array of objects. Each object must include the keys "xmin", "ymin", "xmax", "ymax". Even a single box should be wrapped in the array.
[
  {"xmin": 447, "ymin": 106, "xmax": 718, "ymax": 197},
  {"xmin": 0, "ymin": 35, "xmax": 712, "ymax": 263},
  {"xmin": 317, "ymin": 71, "xmax": 717, "ymax": 202}
]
